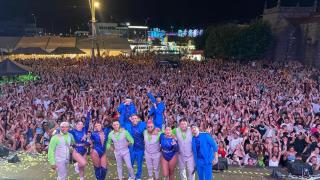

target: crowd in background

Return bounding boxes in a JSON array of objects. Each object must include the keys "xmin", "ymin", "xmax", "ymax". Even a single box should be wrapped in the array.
[{"xmin": 1, "ymin": 55, "xmax": 320, "ymax": 171}]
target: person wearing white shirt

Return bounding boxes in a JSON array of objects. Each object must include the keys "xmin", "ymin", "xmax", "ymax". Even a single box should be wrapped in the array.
[
  {"xmin": 312, "ymin": 102, "xmax": 320, "ymax": 114},
  {"xmin": 228, "ymin": 132, "xmax": 243, "ymax": 154},
  {"xmin": 269, "ymin": 155, "xmax": 280, "ymax": 167},
  {"xmin": 34, "ymin": 98, "xmax": 42, "ymax": 105},
  {"xmin": 43, "ymin": 96, "xmax": 51, "ymax": 110}
]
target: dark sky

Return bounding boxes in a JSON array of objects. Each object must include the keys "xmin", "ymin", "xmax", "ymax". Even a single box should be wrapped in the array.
[{"xmin": 0, "ymin": 0, "xmax": 268, "ymax": 33}]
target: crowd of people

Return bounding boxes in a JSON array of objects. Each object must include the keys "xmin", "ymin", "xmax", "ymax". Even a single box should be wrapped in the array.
[{"xmin": 1, "ymin": 55, "xmax": 320, "ymax": 179}]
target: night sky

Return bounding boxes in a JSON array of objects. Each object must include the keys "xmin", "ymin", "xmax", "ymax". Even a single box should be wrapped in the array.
[{"xmin": 0, "ymin": 0, "xmax": 267, "ymax": 33}]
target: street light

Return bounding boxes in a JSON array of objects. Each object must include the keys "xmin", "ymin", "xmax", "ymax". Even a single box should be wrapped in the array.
[
  {"xmin": 88, "ymin": 0, "xmax": 100, "ymax": 65},
  {"xmin": 94, "ymin": 2, "xmax": 100, "ymax": 8},
  {"xmin": 31, "ymin": 14, "xmax": 37, "ymax": 35},
  {"xmin": 31, "ymin": 14, "xmax": 37, "ymax": 27}
]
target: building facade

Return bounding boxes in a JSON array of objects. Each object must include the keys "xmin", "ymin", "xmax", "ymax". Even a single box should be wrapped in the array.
[
  {"xmin": 263, "ymin": 0, "xmax": 320, "ymax": 66},
  {"xmin": 93, "ymin": 22, "xmax": 148, "ymax": 41},
  {"xmin": 0, "ymin": 18, "xmax": 43, "ymax": 36}
]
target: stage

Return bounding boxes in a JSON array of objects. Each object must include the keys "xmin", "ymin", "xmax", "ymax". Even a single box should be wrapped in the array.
[{"xmin": 0, "ymin": 152, "xmax": 272, "ymax": 180}]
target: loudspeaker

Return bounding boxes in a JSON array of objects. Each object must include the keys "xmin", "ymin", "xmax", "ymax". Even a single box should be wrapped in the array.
[
  {"xmin": 288, "ymin": 162, "xmax": 313, "ymax": 176},
  {"xmin": 213, "ymin": 158, "xmax": 228, "ymax": 171},
  {"xmin": 8, "ymin": 154, "xmax": 20, "ymax": 163},
  {"xmin": 0, "ymin": 146, "xmax": 9, "ymax": 157}
]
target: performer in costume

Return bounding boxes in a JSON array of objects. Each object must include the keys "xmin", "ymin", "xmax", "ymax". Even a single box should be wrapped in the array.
[
  {"xmin": 69, "ymin": 110, "xmax": 91, "ymax": 180},
  {"xmin": 160, "ymin": 126, "xmax": 179, "ymax": 180},
  {"xmin": 117, "ymin": 97, "xmax": 137, "ymax": 127},
  {"xmin": 147, "ymin": 90, "xmax": 165, "ymax": 129},
  {"xmin": 191, "ymin": 124, "xmax": 218, "ymax": 180},
  {"xmin": 90, "ymin": 121, "xmax": 111, "ymax": 180},
  {"xmin": 172, "ymin": 118, "xmax": 195, "ymax": 180},
  {"xmin": 144, "ymin": 120, "xmax": 161, "ymax": 180},
  {"xmin": 124, "ymin": 115, "xmax": 146, "ymax": 180},
  {"xmin": 48, "ymin": 122, "xmax": 74, "ymax": 180},
  {"xmin": 106, "ymin": 121, "xmax": 135, "ymax": 180}
]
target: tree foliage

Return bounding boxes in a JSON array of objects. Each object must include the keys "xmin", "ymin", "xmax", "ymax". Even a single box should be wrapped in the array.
[
  {"xmin": 152, "ymin": 38, "xmax": 162, "ymax": 46},
  {"xmin": 194, "ymin": 30, "xmax": 207, "ymax": 50},
  {"xmin": 169, "ymin": 36, "xmax": 190, "ymax": 46},
  {"xmin": 204, "ymin": 21, "xmax": 273, "ymax": 60}
]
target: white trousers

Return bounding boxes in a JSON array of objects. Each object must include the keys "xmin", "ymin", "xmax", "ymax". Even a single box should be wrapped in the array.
[
  {"xmin": 178, "ymin": 155, "xmax": 195, "ymax": 180},
  {"xmin": 145, "ymin": 152, "xmax": 161, "ymax": 179},
  {"xmin": 56, "ymin": 161, "xmax": 68, "ymax": 180}
]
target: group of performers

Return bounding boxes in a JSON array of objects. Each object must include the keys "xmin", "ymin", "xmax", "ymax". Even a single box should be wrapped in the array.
[{"xmin": 48, "ymin": 92, "xmax": 218, "ymax": 180}]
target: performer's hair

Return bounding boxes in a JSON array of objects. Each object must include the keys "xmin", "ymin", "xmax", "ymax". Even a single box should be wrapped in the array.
[
  {"xmin": 112, "ymin": 120, "xmax": 120, "ymax": 125},
  {"xmin": 191, "ymin": 123, "xmax": 199, "ymax": 128},
  {"xmin": 130, "ymin": 114, "xmax": 139, "ymax": 118},
  {"xmin": 179, "ymin": 118, "xmax": 188, "ymax": 123},
  {"xmin": 94, "ymin": 121, "xmax": 102, "ymax": 126},
  {"xmin": 75, "ymin": 120, "xmax": 83, "ymax": 124},
  {"xmin": 60, "ymin": 122, "xmax": 70, "ymax": 127}
]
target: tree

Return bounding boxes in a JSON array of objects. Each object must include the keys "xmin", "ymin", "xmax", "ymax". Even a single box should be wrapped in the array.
[
  {"xmin": 204, "ymin": 20, "xmax": 273, "ymax": 60},
  {"xmin": 152, "ymin": 38, "xmax": 162, "ymax": 46},
  {"xmin": 175, "ymin": 37, "xmax": 189, "ymax": 46},
  {"xmin": 194, "ymin": 32, "xmax": 206, "ymax": 50},
  {"xmin": 234, "ymin": 21, "xmax": 273, "ymax": 60},
  {"xmin": 205, "ymin": 24, "xmax": 241, "ymax": 58},
  {"xmin": 168, "ymin": 36, "xmax": 190, "ymax": 46}
]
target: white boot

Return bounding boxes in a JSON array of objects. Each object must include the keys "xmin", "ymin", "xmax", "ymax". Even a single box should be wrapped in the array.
[{"xmin": 74, "ymin": 162, "xmax": 79, "ymax": 174}]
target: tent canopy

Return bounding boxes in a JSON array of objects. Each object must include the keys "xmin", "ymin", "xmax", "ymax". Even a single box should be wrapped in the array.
[
  {"xmin": 51, "ymin": 47, "xmax": 85, "ymax": 54},
  {"xmin": 0, "ymin": 58, "xmax": 31, "ymax": 76},
  {"xmin": 77, "ymin": 36, "xmax": 131, "ymax": 50},
  {"xmin": 13, "ymin": 47, "xmax": 49, "ymax": 55}
]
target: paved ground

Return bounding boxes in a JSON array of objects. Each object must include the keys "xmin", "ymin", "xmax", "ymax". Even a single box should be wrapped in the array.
[{"xmin": 0, "ymin": 152, "xmax": 273, "ymax": 180}]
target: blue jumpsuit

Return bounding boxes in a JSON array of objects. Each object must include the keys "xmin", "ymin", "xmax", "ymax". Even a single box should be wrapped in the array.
[
  {"xmin": 125, "ymin": 121, "xmax": 146, "ymax": 179},
  {"xmin": 192, "ymin": 132, "xmax": 218, "ymax": 180},
  {"xmin": 147, "ymin": 92, "xmax": 166, "ymax": 129},
  {"xmin": 90, "ymin": 127, "xmax": 111, "ymax": 180},
  {"xmin": 160, "ymin": 133, "xmax": 179, "ymax": 161},
  {"xmin": 69, "ymin": 111, "xmax": 91, "ymax": 156},
  {"xmin": 117, "ymin": 102, "xmax": 137, "ymax": 127}
]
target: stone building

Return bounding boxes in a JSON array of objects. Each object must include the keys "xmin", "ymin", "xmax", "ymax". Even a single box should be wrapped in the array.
[{"xmin": 263, "ymin": 0, "xmax": 320, "ymax": 66}]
